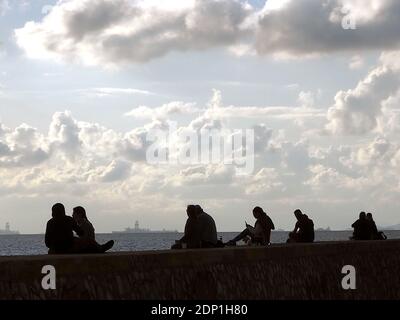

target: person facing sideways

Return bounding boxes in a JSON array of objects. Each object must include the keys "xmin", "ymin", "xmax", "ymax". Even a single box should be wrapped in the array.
[
  {"xmin": 227, "ymin": 207, "xmax": 275, "ymax": 246},
  {"xmin": 351, "ymin": 212, "xmax": 372, "ymax": 240},
  {"xmin": 172, "ymin": 205, "xmax": 201, "ymax": 249},
  {"xmin": 72, "ymin": 206, "xmax": 115, "ymax": 253},
  {"xmin": 195, "ymin": 205, "xmax": 218, "ymax": 248},
  {"xmin": 172, "ymin": 205, "xmax": 218, "ymax": 249},
  {"xmin": 287, "ymin": 209, "xmax": 315, "ymax": 243},
  {"xmin": 45, "ymin": 203, "xmax": 84, "ymax": 254},
  {"xmin": 367, "ymin": 212, "xmax": 387, "ymax": 240}
]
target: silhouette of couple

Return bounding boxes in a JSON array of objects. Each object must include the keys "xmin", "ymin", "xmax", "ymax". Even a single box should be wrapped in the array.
[
  {"xmin": 172, "ymin": 205, "xmax": 219, "ymax": 249},
  {"xmin": 45, "ymin": 203, "xmax": 114, "ymax": 254},
  {"xmin": 351, "ymin": 212, "xmax": 387, "ymax": 241}
]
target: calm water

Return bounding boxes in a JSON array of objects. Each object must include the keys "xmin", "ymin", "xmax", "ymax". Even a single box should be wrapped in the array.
[{"xmin": 0, "ymin": 231, "xmax": 399, "ymax": 256}]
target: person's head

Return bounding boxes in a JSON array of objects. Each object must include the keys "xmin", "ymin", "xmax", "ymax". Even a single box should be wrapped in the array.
[
  {"xmin": 359, "ymin": 211, "xmax": 366, "ymax": 220},
  {"xmin": 52, "ymin": 203, "xmax": 66, "ymax": 218},
  {"xmin": 294, "ymin": 209, "xmax": 303, "ymax": 221},
  {"xmin": 186, "ymin": 205, "xmax": 197, "ymax": 219},
  {"xmin": 367, "ymin": 212, "xmax": 373, "ymax": 220},
  {"xmin": 72, "ymin": 206, "xmax": 87, "ymax": 224},
  {"xmin": 195, "ymin": 205, "xmax": 204, "ymax": 216},
  {"xmin": 253, "ymin": 206, "xmax": 264, "ymax": 219}
]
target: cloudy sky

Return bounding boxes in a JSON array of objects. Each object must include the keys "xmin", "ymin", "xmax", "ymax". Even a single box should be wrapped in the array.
[{"xmin": 1, "ymin": 0, "xmax": 400, "ymax": 233}]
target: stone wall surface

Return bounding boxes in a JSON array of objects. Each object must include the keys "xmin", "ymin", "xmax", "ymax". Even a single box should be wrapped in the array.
[{"xmin": 0, "ymin": 240, "xmax": 399, "ymax": 300}]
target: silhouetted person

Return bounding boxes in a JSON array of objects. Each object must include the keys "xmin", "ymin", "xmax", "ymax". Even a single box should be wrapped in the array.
[
  {"xmin": 45, "ymin": 203, "xmax": 84, "ymax": 254},
  {"xmin": 227, "ymin": 207, "xmax": 275, "ymax": 246},
  {"xmin": 195, "ymin": 205, "xmax": 218, "ymax": 248},
  {"xmin": 72, "ymin": 206, "xmax": 114, "ymax": 253},
  {"xmin": 287, "ymin": 209, "xmax": 315, "ymax": 243},
  {"xmin": 351, "ymin": 212, "xmax": 371, "ymax": 240},
  {"xmin": 366, "ymin": 212, "xmax": 387, "ymax": 240},
  {"xmin": 172, "ymin": 205, "xmax": 201, "ymax": 249},
  {"xmin": 366, "ymin": 213, "xmax": 378, "ymax": 239}
]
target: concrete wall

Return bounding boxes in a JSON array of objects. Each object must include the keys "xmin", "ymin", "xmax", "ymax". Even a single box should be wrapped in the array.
[{"xmin": 1, "ymin": 240, "xmax": 399, "ymax": 300}]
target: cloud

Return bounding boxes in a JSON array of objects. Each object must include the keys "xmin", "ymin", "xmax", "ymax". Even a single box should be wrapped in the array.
[
  {"xmin": 327, "ymin": 51, "xmax": 400, "ymax": 135},
  {"xmin": 15, "ymin": 0, "xmax": 253, "ymax": 67},
  {"xmin": 99, "ymin": 160, "xmax": 132, "ymax": 182},
  {"xmin": 349, "ymin": 55, "xmax": 365, "ymax": 70},
  {"xmin": 256, "ymin": 0, "xmax": 400, "ymax": 58},
  {"xmin": 0, "ymin": 0, "xmax": 9, "ymax": 16},
  {"xmin": 14, "ymin": 0, "xmax": 400, "ymax": 66},
  {"xmin": 83, "ymin": 87, "xmax": 156, "ymax": 97},
  {"xmin": 125, "ymin": 101, "xmax": 198, "ymax": 120},
  {"xmin": 48, "ymin": 111, "xmax": 82, "ymax": 159},
  {"xmin": 2, "ymin": 91, "xmax": 400, "ymax": 231},
  {"xmin": 0, "ymin": 123, "xmax": 49, "ymax": 167}
]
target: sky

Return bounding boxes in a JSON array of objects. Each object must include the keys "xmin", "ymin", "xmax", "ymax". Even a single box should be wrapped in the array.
[{"xmin": 0, "ymin": 0, "xmax": 400, "ymax": 233}]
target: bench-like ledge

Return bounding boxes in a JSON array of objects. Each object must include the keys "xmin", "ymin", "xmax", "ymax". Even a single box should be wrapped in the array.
[{"xmin": 0, "ymin": 240, "xmax": 399, "ymax": 300}]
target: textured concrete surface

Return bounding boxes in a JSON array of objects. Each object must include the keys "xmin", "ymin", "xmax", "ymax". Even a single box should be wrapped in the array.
[{"xmin": 0, "ymin": 240, "xmax": 399, "ymax": 300}]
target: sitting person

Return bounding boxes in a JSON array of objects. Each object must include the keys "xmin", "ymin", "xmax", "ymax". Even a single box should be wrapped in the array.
[
  {"xmin": 45, "ymin": 203, "xmax": 84, "ymax": 254},
  {"xmin": 366, "ymin": 212, "xmax": 387, "ymax": 240},
  {"xmin": 195, "ymin": 205, "xmax": 218, "ymax": 248},
  {"xmin": 287, "ymin": 209, "xmax": 315, "ymax": 243},
  {"xmin": 351, "ymin": 212, "xmax": 371, "ymax": 240},
  {"xmin": 172, "ymin": 205, "xmax": 218, "ymax": 249},
  {"xmin": 72, "ymin": 206, "xmax": 114, "ymax": 253},
  {"xmin": 227, "ymin": 207, "xmax": 275, "ymax": 246},
  {"xmin": 172, "ymin": 205, "xmax": 201, "ymax": 249}
]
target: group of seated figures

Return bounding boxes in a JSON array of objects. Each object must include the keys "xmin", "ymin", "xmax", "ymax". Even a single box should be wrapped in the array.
[{"xmin": 43, "ymin": 203, "xmax": 386, "ymax": 254}]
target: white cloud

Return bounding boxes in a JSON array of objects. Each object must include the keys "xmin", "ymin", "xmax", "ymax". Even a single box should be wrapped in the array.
[
  {"xmin": 125, "ymin": 101, "xmax": 198, "ymax": 120},
  {"xmin": 84, "ymin": 87, "xmax": 156, "ymax": 97},
  {"xmin": 327, "ymin": 51, "xmax": 400, "ymax": 135},
  {"xmin": 15, "ymin": 0, "xmax": 400, "ymax": 67},
  {"xmin": 15, "ymin": 0, "xmax": 253, "ymax": 67},
  {"xmin": 1, "ymin": 91, "xmax": 400, "ymax": 231},
  {"xmin": 99, "ymin": 160, "xmax": 132, "ymax": 182},
  {"xmin": 349, "ymin": 55, "xmax": 365, "ymax": 70}
]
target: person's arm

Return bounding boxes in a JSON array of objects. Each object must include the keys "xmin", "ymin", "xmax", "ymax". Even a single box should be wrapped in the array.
[
  {"xmin": 254, "ymin": 221, "xmax": 263, "ymax": 238},
  {"xmin": 179, "ymin": 218, "xmax": 191, "ymax": 242},
  {"xmin": 186, "ymin": 218, "xmax": 201, "ymax": 248},
  {"xmin": 44, "ymin": 221, "xmax": 53, "ymax": 249},
  {"xmin": 293, "ymin": 221, "xmax": 300, "ymax": 233},
  {"xmin": 269, "ymin": 217, "xmax": 275, "ymax": 230}
]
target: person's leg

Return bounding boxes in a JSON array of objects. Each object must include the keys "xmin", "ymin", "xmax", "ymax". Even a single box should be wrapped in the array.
[
  {"xmin": 171, "ymin": 243, "xmax": 183, "ymax": 250},
  {"xmin": 99, "ymin": 240, "xmax": 114, "ymax": 253},
  {"xmin": 201, "ymin": 241, "xmax": 217, "ymax": 248},
  {"xmin": 287, "ymin": 232, "xmax": 299, "ymax": 243},
  {"xmin": 86, "ymin": 239, "xmax": 114, "ymax": 253},
  {"xmin": 265, "ymin": 229, "xmax": 272, "ymax": 245},
  {"xmin": 72, "ymin": 237, "xmax": 112, "ymax": 254},
  {"xmin": 230, "ymin": 229, "xmax": 252, "ymax": 243},
  {"xmin": 71, "ymin": 237, "xmax": 87, "ymax": 253}
]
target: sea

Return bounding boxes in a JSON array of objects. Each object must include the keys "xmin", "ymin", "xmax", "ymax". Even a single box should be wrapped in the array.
[{"xmin": 0, "ymin": 230, "xmax": 400, "ymax": 256}]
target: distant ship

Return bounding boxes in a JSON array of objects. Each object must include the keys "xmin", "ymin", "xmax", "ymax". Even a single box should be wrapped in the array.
[
  {"xmin": 316, "ymin": 227, "xmax": 332, "ymax": 232},
  {"xmin": 0, "ymin": 222, "xmax": 20, "ymax": 235},
  {"xmin": 112, "ymin": 220, "xmax": 178, "ymax": 234}
]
